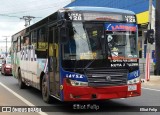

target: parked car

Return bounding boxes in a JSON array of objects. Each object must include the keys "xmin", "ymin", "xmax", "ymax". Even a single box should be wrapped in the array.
[{"xmin": 1, "ymin": 57, "xmax": 12, "ymax": 75}]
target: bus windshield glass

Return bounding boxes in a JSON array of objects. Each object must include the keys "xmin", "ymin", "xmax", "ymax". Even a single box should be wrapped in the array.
[
  {"xmin": 62, "ymin": 22, "xmax": 138, "ymax": 61},
  {"xmin": 62, "ymin": 22, "xmax": 105, "ymax": 60},
  {"xmin": 106, "ymin": 23, "xmax": 138, "ymax": 58}
]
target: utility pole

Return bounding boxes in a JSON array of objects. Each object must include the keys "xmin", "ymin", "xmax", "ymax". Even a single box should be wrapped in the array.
[
  {"xmin": 2, "ymin": 36, "xmax": 10, "ymax": 57},
  {"xmin": 155, "ymin": 0, "xmax": 160, "ymax": 75},
  {"xmin": 20, "ymin": 16, "xmax": 35, "ymax": 27},
  {"xmin": 145, "ymin": 0, "xmax": 153, "ymax": 81}
]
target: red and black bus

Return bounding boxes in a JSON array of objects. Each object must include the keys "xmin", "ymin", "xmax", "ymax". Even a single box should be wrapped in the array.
[{"xmin": 11, "ymin": 6, "xmax": 141, "ymax": 103}]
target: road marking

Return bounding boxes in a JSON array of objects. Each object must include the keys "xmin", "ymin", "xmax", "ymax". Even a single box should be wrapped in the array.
[
  {"xmin": 0, "ymin": 82, "xmax": 48, "ymax": 115},
  {"xmin": 142, "ymin": 87, "xmax": 160, "ymax": 92}
]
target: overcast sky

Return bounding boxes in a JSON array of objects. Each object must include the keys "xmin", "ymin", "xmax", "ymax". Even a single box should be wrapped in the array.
[{"xmin": 0, "ymin": 0, "xmax": 72, "ymax": 52}]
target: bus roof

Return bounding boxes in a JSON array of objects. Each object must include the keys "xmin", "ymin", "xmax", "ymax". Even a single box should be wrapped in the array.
[
  {"xmin": 66, "ymin": 6, "xmax": 135, "ymax": 15},
  {"xmin": 12, "ymin": 6, "xmax": 135, "ymax": 38}
]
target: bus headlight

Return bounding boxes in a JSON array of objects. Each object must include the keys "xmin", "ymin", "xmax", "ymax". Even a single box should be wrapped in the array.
[
  {"xmin": 127, "ymin": 77, "xmax": 140, "ymax": 84},
  {"xmin": 68, "ymin": 79, "xmax": 88, "ymax": 86}
]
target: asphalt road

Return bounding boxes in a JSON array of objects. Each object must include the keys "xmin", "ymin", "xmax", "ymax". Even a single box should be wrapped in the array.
[{"xmin": 0, "ymin": 74, "xmax": 160, "ymax": 115}]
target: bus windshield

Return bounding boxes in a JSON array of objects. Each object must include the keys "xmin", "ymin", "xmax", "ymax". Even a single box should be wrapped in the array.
[
  {"xmin": 107, "ymin": 31, "xmax": 138, "ymax": 58},
  {"xmin": 62, "ymin": 22, "xmax": 138, "ymax": 60},
  {"xmin": 61, "ymin": 22, "xmax": 138, "ymax": 70},
  {"xmin": 63, "ymin": 22, "xmax": 105, "ymax": 60}
]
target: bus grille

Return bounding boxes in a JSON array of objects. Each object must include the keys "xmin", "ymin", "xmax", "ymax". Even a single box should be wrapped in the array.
[{"xmin": 86, "ymin": 69, "xmax": 128, "ymax": 87}]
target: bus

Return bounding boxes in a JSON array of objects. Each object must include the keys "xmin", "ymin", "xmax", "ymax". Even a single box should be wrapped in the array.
[{"xmin": 11, "ymin": 6, "xmax": 141, "ymax": 103}]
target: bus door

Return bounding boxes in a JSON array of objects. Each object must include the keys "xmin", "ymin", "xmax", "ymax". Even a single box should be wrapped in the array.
[{"xmin": 48, "ymin": 27, "xmax": 60, "ymax": 98}]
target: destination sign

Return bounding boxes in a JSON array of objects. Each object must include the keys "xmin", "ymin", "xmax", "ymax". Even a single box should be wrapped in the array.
[
  {"xmin": 105, "ymin": 23, "xmax": 137, "ymax": 31},
  {"xmin": 83, "ymin": 12, "xmax": 123, "ymax": 21},
  {"xmin": 66, "ymin": 11, "xmax": 136, "ymax": 22},
  {"xmin": 66, "ymin": 11, "xmax": 123, "ymax": 21}
]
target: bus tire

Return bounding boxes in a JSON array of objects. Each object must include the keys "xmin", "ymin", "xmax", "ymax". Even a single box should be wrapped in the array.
[
  {"xmin": 18, "ymin": 69, "xmax": 26, "ymax": 89},
  {"xmin": 41, "ymin": 74, "xmax": 51, "ymax": 103}
]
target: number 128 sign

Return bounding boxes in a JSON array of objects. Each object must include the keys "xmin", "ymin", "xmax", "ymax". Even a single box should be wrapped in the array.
[{"xmin": 68, "ymin": 13, "xmax": 82, "ymax": 20}]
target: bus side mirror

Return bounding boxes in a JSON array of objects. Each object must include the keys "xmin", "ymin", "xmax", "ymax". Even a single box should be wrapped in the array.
[{"xmin": 60, "ymin": 27, "xmax": 69, "ymax": 44}]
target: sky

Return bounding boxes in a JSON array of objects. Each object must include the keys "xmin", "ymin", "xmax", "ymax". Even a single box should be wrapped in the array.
[{"xmin": 0, "ymin": 0, "xmax": 72, "ymax": 52}]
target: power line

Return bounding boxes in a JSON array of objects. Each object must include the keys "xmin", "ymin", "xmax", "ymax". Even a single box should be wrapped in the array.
[
  {"xmin": 0, "ymin": 13, "xmax": 41, "ymax": 25},
  {"xmin": 1, "ymin": 4, "xmax": 60, "ymax": 15},
  {"xmin": 0, "ymin": 14, "xmax": 20, "ymax": 18}
]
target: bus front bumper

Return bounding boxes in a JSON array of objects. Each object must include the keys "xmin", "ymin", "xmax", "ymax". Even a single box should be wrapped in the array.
[{"xmin": 63, "ymin": 81, "xmax": 141, "ymax": 101}]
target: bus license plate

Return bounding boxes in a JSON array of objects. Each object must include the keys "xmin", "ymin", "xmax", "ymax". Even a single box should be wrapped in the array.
[{"xmin": 128, "ymin": 85, "xmax": 137, "ymax": 91}]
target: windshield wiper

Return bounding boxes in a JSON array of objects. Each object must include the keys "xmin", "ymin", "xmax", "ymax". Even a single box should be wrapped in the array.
[{"xmin": 84, "ymin": 57, "xmax": 97, "ymax": 70}]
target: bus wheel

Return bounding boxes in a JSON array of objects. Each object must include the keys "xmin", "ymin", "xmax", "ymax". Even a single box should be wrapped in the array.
[
  {"xmin": 42, "ymin": 74, "xmax": 51, "ymax": 103},
  {"xmin": 18, "ymin": 69, "xmax": 25, "ymax": 89}
]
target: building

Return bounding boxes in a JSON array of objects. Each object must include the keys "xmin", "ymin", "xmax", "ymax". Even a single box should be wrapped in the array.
[{"xmin": 67, "ymin": 0, "xmax": 156, "ymax": 60}]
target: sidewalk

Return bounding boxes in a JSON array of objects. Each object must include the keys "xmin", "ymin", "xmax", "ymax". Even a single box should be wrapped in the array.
[{"xmin": 141, "ymin": 75, "xmax": 160, "ymax": 89}]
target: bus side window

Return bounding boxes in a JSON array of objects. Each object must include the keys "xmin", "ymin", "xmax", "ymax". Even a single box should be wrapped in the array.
[
  {"xmin": 38, "ymin": 27, "xmax": 45, "ymax": 42},
  {"xmin": 23, "ymin": 36, "xmax": 30, "ymax": 46},
  {"xmin": 31, "ymin": 30, "xmax": 37, "ymax": 48},
  {"xmin": 37, "ymin": 27, "xmax": 46, "ymax": 49},
  {"xmin": 21, "ymin": 36, "xmax": 24, "ymax": 49},
  {"xmin": 13, "ymin": 41, "xmax": 17, "ymax": 53},
  {"xmin": 53, "ymin": 28, "xmax": 58, "ymax": 57},
  {"xmin": 49, "ymin": 27, "xmax": 58, "ymax": 72},
  {"xmin": 49, "ymin": 28, "xmax": 58, "ymax": 57},
  {"xmin": 49, "ymin": 28, "xmax": 53, "ymax": 56},
  {"xmin": 17, "ymin": 36, "xmax": 21, "ymax": 52}
]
